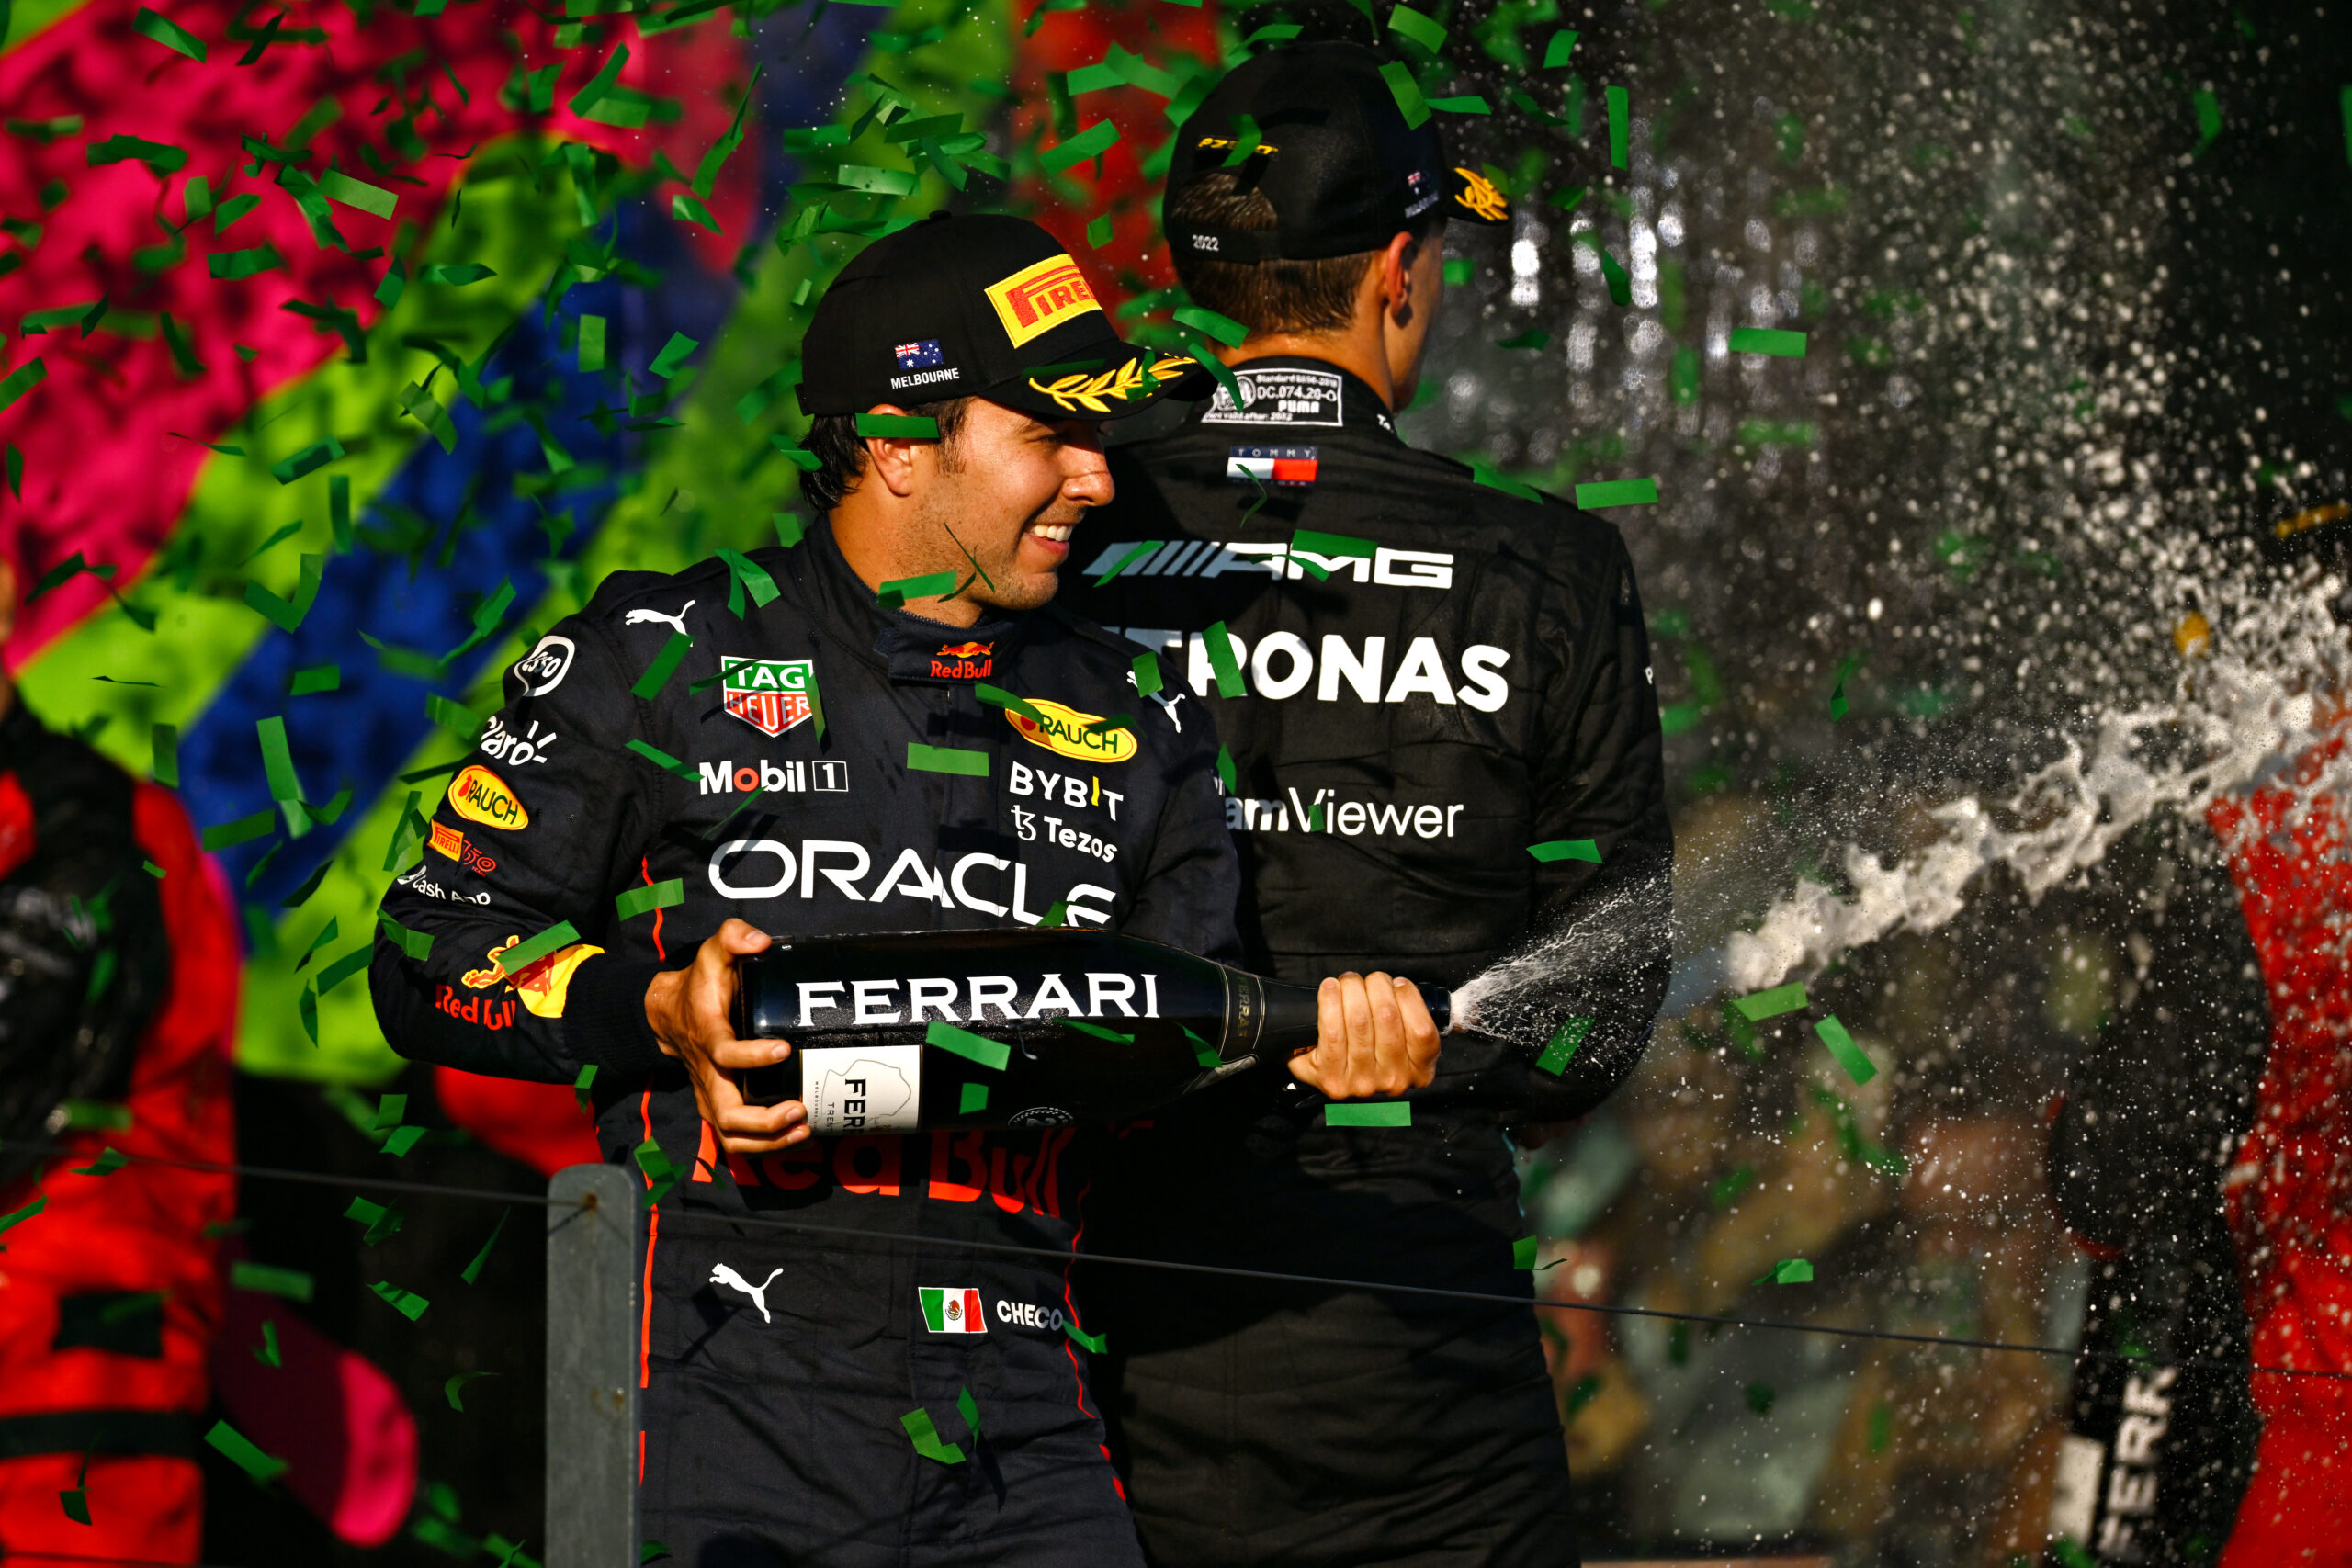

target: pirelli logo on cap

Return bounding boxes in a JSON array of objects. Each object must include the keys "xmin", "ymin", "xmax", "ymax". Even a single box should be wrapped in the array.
[{"xmin": 986, "ymin": 254, "xmax": 1101, "ymax": 347}]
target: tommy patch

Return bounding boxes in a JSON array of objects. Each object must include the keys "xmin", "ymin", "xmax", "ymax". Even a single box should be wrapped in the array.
[
  {"xmin": 984, "ymin": 254, "xmax": 1101, "ymax": 347},
  {"xmin": 722, "ymin": 656, "xmax": 817, "ymax": 739},
  {"xmin": 1201, "ymin": 367, "xmax": 1343, "ymax": 428},
  {"xmin": 1227, "ymin": 446, "xmax": 1320, "ymax": 486}
]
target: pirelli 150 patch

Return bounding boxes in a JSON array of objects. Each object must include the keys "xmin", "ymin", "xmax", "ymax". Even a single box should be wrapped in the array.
[{"xmin": 1227, "ymin": 446, "xmax": 1319, "ymax": 486}]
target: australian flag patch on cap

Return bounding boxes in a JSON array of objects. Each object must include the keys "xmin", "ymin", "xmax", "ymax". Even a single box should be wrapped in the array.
[
  {"xmin": 895, "ymin": 339, "xmax": 945, "ymax": 370},
  {"xmin": 1226, "ymin": 446, "xmax": 1320, "ymax": 486}
]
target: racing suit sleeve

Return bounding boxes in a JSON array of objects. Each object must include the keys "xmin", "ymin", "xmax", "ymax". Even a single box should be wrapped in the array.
[
  {"xmin": 368, "ymin": 612, "xmax": 671, "ymax": 1086},
  {"xmin": 1475, "ymin": 526, "xmax": 1674, "ymax": 1121},
  {"xmin": 1114, "ymin": 649, "xmax": 1245, "ymax": 967}
]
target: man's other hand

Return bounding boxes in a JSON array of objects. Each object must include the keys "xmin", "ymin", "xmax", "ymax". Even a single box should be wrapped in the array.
[
  {"xmin": 1290, "ymin": 973, "xmax": 1442, "ymax": 1100},
  {"xmin": 643, "ymin": 918, "xmax": 809, "ymax": 1154}
]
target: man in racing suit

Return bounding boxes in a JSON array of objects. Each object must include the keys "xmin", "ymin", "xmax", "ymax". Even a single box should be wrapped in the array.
[
  {"xmin": 1061, "ymin": 42, "xmax": 1675, "ymax": 1568},
  {"xmin": 369, "ymin": 214, "xmax": 1438, "ymax": 1566}
]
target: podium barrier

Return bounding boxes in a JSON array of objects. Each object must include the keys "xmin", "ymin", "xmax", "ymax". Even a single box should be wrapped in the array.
[{"xmin": 546, "ymin": 1164, "xmax": 639, "ymax": 1568}]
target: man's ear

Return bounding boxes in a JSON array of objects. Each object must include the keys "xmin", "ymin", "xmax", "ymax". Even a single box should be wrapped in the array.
[
  {"xmin": 860, "ymin": 404, "xmax": 928, "ymax": 499},
  {"xmin": 1378, "ymin": 231, "xmax": 1420, "ymax": 328}
]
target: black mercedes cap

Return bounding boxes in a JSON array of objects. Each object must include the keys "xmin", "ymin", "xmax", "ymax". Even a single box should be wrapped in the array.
[
  {"xmin": 1164, "ymin": 41, "xmax": 1513, "ymax": 264},
  {"xmin": 800, "ymin": 213, "xmax": 1204, "ymax": 422}
]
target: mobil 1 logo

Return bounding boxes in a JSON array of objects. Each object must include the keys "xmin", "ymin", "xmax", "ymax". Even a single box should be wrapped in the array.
[{"xmin": 698, "ymin": 759, "xmax": 849, "ymax": 795}]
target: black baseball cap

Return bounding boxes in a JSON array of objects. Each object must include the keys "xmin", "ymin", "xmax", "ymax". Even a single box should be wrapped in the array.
[
  {"xmin": 1164, "ymin": 41, "xmax": 1513, "ymax": 264},
  {"xmin": 800, "ymin": 213, "xmax": 1207, "ymax": 422}
]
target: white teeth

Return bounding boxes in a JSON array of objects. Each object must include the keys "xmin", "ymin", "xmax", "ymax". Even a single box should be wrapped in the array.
[{"xmin": 1032, "ymin": 524, "xmax": 1074, "ymax": 542}]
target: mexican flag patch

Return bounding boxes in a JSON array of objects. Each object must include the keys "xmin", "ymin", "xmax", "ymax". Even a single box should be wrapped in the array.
[{"xmin": 919, "ymin": 1287, "xmax": 987, "ymax": 1335}]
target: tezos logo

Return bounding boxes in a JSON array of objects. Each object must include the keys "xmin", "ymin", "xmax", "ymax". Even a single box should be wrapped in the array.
[
  {"xmin": 447, "ymin": 765, "xmax": 527, "ymax": 830},
  {"xmin": 1006, "ymin": 699, "xmax": 1138, "ymax": 765},
  {"xmin": 512, "ymin": 636, "xmax": 574, "ymax": 695}
]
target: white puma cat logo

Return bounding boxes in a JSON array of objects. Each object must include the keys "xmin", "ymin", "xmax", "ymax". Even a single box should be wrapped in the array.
[
  {"xmin": 1126, "ymin": 670, "xmax": 1187, "ymax": 732},
  {"xmin": 624, "ymin": 599, "xmax": 695, "ymax": 637},
  {"xmin": 710, "ymin": 1262, "xmax": 784, "ymax": 1324}
]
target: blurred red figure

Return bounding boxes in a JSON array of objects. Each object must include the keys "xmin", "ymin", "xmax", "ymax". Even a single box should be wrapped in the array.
[
  {"xmin": 2210, "ymin": 736, "xmax": 2352, "ymax": 1567},
  {"xmin": 0, "ymin": 554, "xmax": 239, "ymax": 1566}
]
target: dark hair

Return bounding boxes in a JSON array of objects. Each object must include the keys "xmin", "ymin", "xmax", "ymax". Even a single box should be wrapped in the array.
[
  {"xmin": 1169, "ymin": 169, "xmax": 1443, "ymax": 335},
  {"xmin": 801, "ymin": 397, "xmax": 972, "ymax": 514}
]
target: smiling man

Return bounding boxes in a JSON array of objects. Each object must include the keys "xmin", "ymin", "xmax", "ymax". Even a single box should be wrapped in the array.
[{"xmin": 369, "ymin": 212, "xmax": 1440, "ymax": 1566}]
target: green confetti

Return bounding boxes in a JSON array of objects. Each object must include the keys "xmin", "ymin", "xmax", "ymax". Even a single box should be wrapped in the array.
[
  {"xmin": 375, "ymin": 909, "xmax": 435, "ymax": 962},
  {"xmin": 0, "ymin": 355, "xmax": 48, "ymax": 415},
  {"xmin": 1829, "ymin": 649, "xmax": 1862, "ymax": 719},
  {"xmin": 133, "ymin": 6, "xmax": 207, "ymax": 61},
  {"xmin": 1203, "ymin": 621, "xmax": 1247, "ymax": 697},
  {"xmin": 205, "ymin": 1418, "xmax": 288, "ymax": 1483},
  {"xmin": 1728, "ymin": 327, "xmax": 1807, "ymax": 357},
  {"xmin": 230, "ymin": 1261, "xmax": 313, "ymax": 1301},
  {"xmin": 254, "ymin": 1319, "xmax": 281, "ymax": 1368},
  {"xmin": 959, "ymin": 1082, "xmax": 989, "ymax": 1115},
  {"xmin": 1061, "ymin": 1018, "xmax": 1135, "ymax": 1043},
  {"xmin": 901, "ymin": 1407, "xmax": 966, "ymax": 1464},
  {"xmin": 88, "ymin": 134, "xmax": 188, "ymax": 173},
  {"xmin": 1091, "ymin": 539, "xmax": 1159, "ymax": 586},
  {"xmin": 716, "ymin": 548, "xmax": 780, "ymax": 613},
  {"xmin": 1386, "ymin": 4, "xmax": 1447, "ymax": 51},
  {"xmin": 318, "ymin": 169, "xmax": 395, "ymax": 219},
  {"xmin": 1573, "ymin": 478, "xmax": 1659, "ymax": 508},
  {"xmin": 1868, "ymin": 1401, "xmax": 1894, "ymax": 1453},
  {"xmin": 1468, "ymin": 457, "xmax": 1542, "ymax": 501},
  {"xmin": 1183, "ymin": 1024, "xmax": 1220, "ymax": 1071},
  {"xmin": 648, "ymin": 331, "xmax": 700, "ymax": 380},
  {"xmin": 1759, "ymin": 1258, "xmax": 1814, "ymax": 1285},
  {"xmin": 616, "ymin": 880, "xmax": 684, "ymax": 919},
  {"xmin": 1086, "ymin": 213, "xmax": 1114, "ymax": 249},
  {"xmin": 973, "ymin": 683, "xmax": 1047, "ymax": 725},
  {"xmin": 1067, "ymin": 1319, "xmax": 1107, "ymax": 1352},
  {"xmin": 631, "ymin": 631, "xmax": 692, "ymax": 699},
  {"xmin": 856, "ymin": 413, "xmax": 942, "ymax": 440},
  {"xmin": 71, "ymin": 1147, "xmax": 128, "ymax": 1177},
  {"xmin": 499, "ymin": 921, "xmax": 582, "ymax": 977},
  {"xmin": 1495, "ymin": 328, "xmax": 1550, "ymax": 350},
  {"xmin": 573, "ymin": 1066, "xmax": 598, "ymax": 1114},
  {"xmin": 152, "ymin": 723, "xmax": 180, "ymax": 786},
  {"xmin": 1526, "ymin": 840, "xmax": 1601, "ymax": 863},
  {"xmin": 1606, "ymin": 85, "xmax": 1630, "ymax": 167},
  {"xmin": 1215, "ymin": 744, "xmax": 1238, "ymax": 795},
  {"xmin": 462, "ymin": 1207, "xmax": 513, "ymax": 1285},
  {"xmin": 382, "ymin": 1125, "xmax": 425, "ymax": 1158},
  {"xmin": 1734, "ymin": 983, "xmax": 1809, "ymax": 1021},
  {"xmin": 208, "ymin": 244, "xmax": 287, "ymax": 280},
  {"xmin": 1325, "ymin": 1101, "xmax": 1412, "ymax": 1127},
  {"xmin": 773, "ymin": 513, "xmax": 805, "ymax": 547},
  {"xmin": 446, "ymin": 1371, "xmax": 499, "ymax": 1412},
  {"xmin": 1172, "ymin": 305, "xmax": 1247, "ymax": 348},
  {"xmin": 370, "ymin": 1280, "xmax": 430, "ymax": 1320},
  {"xmin": 1542, "ymin": 29, "xmax": 1579, "ymax": 66},
  {"xmin": 1533, "ymin": 1016, "xmax": 1592, "ymax": 1076},
  {"xmin": 634, "ymin": 1137, "xmax": 679, "ymax": 1205},
  {"xmin": 1814, "ymin": 1015, "xmax": 1877, "ymax": 1085},
  {"xmin": 878, "ymin": 570, "xmax": 958, "ymax": 607},
  {"xmin": 419, "ymin": 263, "xmax": 495, "ymax": 287},
  {"xmin": 1131, "ymin": 653, "xmax": 1163, "ymax": 697},
  {"xmin": 0, "ymin": 1191, "xmax": 48, "ymax": 1237},
  {"xmin": 1290, "ymin": 528, "xmax": 1375, "ymax": 560},
  {"xmin": 62, "ymin": 1100, "xmax": 132, "ymax": 1132},
  {"xmin": 1745, "ymin": 1382, "xmax": 1776, "ymax": 1416},
  {"xmin": 289, "ymin": 663, "xmax": 341, "ymax": 696},
  {"xmin": 1378, "ymin": 61, "xmax": 1430, "ymax": 130},
  {"xmin": 1042, "ymin": 118, "xmax": 1120, "ymax": 174},
  {"xmin": 907, "ymin": 743, "xmax": 989, "ymax": 777},
  {"xmin": 577, "ymin": 314, "xmax": 606, "ymax": 372},
  {"xmin": 345, "ymin": 1195, "xmax": 406, "ymax": 1245},
  {"xmin": 627, "ymin": 739, "xmax": 700, "ymax": 783},
  {"xmin": 926, "ymin": 1020, "xmax": 1011, "ymax": 1071}
]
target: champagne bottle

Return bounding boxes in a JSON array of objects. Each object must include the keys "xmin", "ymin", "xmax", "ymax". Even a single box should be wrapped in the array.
[{"xmin": 732, "ymin": 928, "xmax": 1453, "ymax": 1134}]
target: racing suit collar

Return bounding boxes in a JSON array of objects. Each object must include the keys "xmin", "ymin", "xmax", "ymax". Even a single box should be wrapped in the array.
[
  {"xmin": 804, "ymin": 516, "xmax": 1032, "ymax": 686},
  {"xmin": 1181, "ymin": 355, "xmax": 1406, "ymax": 444}
]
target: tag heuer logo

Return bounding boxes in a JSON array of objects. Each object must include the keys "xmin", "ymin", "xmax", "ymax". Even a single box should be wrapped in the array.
[{"xmin": 722, "ymin": 657, "xmax": 816, "ymax": 739}]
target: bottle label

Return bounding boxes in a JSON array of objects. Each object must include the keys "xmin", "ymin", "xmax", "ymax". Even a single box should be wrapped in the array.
[{"xmin": 801, "ymin": 1045, "xmax": 922, "ymax": 1134}]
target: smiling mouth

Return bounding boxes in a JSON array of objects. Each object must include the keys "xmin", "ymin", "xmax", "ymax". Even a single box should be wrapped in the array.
[{"xmin": 1030, "ymin": 523, "xmax": 1076, "ymax": 543}]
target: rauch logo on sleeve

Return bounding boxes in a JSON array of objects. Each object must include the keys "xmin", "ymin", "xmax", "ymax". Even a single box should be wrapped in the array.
[
  {"xmin": 447, "ymin": 765, "xmax": 527, "ymax": 830},
  {"xmin": 722, "ymin": 657, "xmax": 817, "ymax": 739},
  {"xmin": 1005, "ymin": 698, "xmax": 1139, "ymax": 764},
  {"xmin": 920, "ymin": 1287, "xmax": 987, "ymax": 1335},
  {"xmin": 985, "ymin": 254, "xmax": 1102, "ymax": 347}
]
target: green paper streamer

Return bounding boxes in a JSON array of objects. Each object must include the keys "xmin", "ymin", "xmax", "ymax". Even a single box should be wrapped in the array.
[
  {"xmin": 1378, "ymin": 61, "xmax": 1430, "ymax": 130},
  {"xmin": 1815, "ymin": 1015, "xmax": 1877, "ymax": 1085},
  {"xmin": 1606, "ymin": 85, "xmax": 1629, "ymax": 167},
  {"xmin": 462, "ymin": 1207, "xmax": 513, "ymax": 1285},
  {"xmin": 900, "ymin": 1407, "xmax": 966, "ymax": 1464},
  {"xmin": 959, "ymin": 1082, "xmax": 989, "ymax": 1114},
  {"xmin": 446, "ymin": 1371, "xmax": 498, "ymax": 1411},
  {"xmin": 1325, "ymin": 1101, "xmax": 1412, "ymax": 1127},
  {"xmin": 1728, "ymin": 327, "xmax": 1807, "ymax": 357},
  {"xmin": 1203, "ymin": 621, "xmax": 1246, "ymax": 697},
  {"xmin": 1387, "ymin": 4, "xmax": 1446, "ymax": 51},
  {"xmin": 133, "ymin": 6, "xmax": 207, "ymax": 62},
  {"xmin": 1573, "ymin": 478, "xmax": 1659, "ymax": 508},
  {"xmin": 230, "ymin": 1261, "xmax": 313, "ymax": 1301},
  {"xmin": 1041, "ymin": 118, "xmax": 1120, "ymax": 174},
  {"xmin": 632, "ymin": 632, "xmax": 692, "ymax": 699},
  {"xmin": 1734, "ymin": 983, "xmax": 1810, "ymax": 1022},
  {"xmin": 1534, "ymin": 1016, "xmax": 1592, "ymax": 1076},
  {"xmin": 907, "ymin": 743, "xmax": 989, "ymax": 777},
  {"xmin": 1091, "ymin": 539, "xmax": 1159, "ymax": 586},
  {"xmin": 1542, "ymin": 29, "xmax": 1579, "ymax": 66},
  {"xmin": 628, "ymin": 739, "xmax": 701, "ymax": 782},
  {"xmin": 205, "ymin": 1418, "xmax": 288, "ymax": 1483},
  {"xmin": 616, "ymin": 880, "xmax": 685, "ymax": 919},
  {"xmin": 1526, "ymin": 840, "xmax": 1601, "ymax": 863},
  {"xmin": 856, "ymin": 413, "xmax": 942, "ymax": 440},
  {"xmin": 370, "ymin": 1280, "xmax": 430, "ymax": 1320},
  {"xmin": 1172, "ymin": 305, "xmax": 1247, "ymax": 348},
  {"xmin": 926, "ymin": 1020, "xmax": 1011, "ymax": 1071},
  {"xmin": 499, "ymin": 921, "xmax": 582, "ymax": 977}
]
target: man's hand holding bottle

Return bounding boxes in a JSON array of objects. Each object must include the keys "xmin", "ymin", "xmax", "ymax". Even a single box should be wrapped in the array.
[{"xmin": 644, "ymin": 919, "xmax": 1443, "ymax": 1155}]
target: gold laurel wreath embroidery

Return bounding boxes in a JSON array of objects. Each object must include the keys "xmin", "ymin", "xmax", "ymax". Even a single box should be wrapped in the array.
[
  {"xmin": 1027, "ymin": 353, "xmax": 1199, "ymax": 414},
  {"xmin": 1453, "ymin": 166, "xmax": 1510, "ymax": 221}
]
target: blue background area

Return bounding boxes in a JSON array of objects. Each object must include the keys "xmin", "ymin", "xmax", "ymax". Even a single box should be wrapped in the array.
[{"xmin": 178, "ymin": 5, "xmax": 885, "ymax": 925}]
